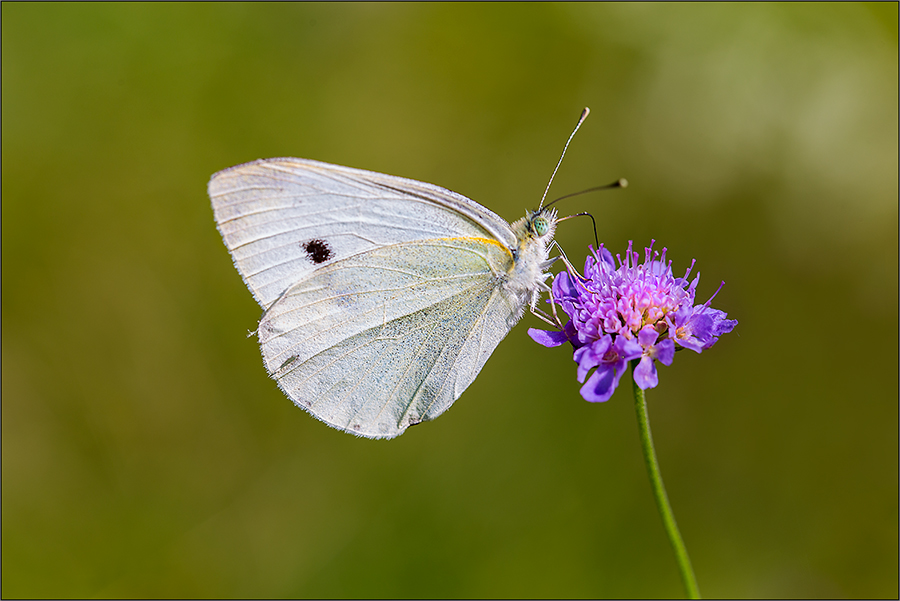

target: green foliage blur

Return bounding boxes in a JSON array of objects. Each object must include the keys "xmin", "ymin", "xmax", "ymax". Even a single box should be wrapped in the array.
[{"xmin": 3, "ymin": 3, "xmax": 897, "ymax": 598}]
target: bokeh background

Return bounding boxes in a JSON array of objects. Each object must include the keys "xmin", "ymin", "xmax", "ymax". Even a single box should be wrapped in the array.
[{"xmin": 3, "ymin": 3, "xmax": 897, "ymax": 598}]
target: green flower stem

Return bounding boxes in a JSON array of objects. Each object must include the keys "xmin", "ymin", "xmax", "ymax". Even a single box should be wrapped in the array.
[{"xmin": 630, "ymin": 360, "xmax": 700, "ymax": 599}]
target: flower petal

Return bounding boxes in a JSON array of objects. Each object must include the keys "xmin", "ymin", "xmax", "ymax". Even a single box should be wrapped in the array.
[
  {"xmin": 655, "ymin": 338, "xmax": 675, "ymax": 366},
  {"xmin": 709, "ymin": 310, "xmax": 738, "ymax": 337},
  {"xmin": 686, "ymin": 307, "xmax": 738, "ymax": 350},
  {"xmin": 573, "ymin": 336, "xmax": 612, "ymax": 383},
  {"xmin": 552, "ymin": 271, "xmax": 579, "ymax": 301},
  {"xmin": 579, "ymin": 361, "xmax": 624, "ymax": 403},
  {"xmin": 633, "ymin": 355, "xmax": 659, "ymax": 390},
  {"xmin": 677, "ymin": 335, "xmax": 706, "ymax": 353},
  {"xmin": 527, "ymin": 327, "xmax": 570, "ymax": 348},
  {"xmin": 563, "ymin": 320, "xmax": 581, "ymax": 348},
  {"xmin": 614, "ymin": 335, "xmax": 643, "ymax": 361},
  {"xmin": 638, "ymin": 325, "xmax": 659, "ymax": 348}
]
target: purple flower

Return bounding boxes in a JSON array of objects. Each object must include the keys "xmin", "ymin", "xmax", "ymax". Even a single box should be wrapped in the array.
[{"xmin": 529, "ymin": 241, "xmax": 737, "ymax": 402}]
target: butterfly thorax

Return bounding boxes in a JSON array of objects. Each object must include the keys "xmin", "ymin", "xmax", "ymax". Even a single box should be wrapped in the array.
[{"xmin": 506, "ymin": 208, "xmax": 557, "ymax": 310}]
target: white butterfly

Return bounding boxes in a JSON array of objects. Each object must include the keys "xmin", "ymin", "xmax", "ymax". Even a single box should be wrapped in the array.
[{"xmin": 209, "ymin": 110, "xmax": 591, "ymax": 439}]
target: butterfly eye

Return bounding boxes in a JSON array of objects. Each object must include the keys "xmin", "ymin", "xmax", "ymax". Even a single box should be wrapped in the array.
[{"xmin": 533, "ymin": 215, "xmax": 550, "ymax": 237}]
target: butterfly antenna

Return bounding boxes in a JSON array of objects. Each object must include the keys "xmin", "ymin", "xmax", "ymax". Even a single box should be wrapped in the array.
[
  {"xmin": 544, "ymin": 178, "xmax": 628, "ymax": 209},
  {"xmin": 539, "ymin": 107, "xmax": 590, "ymax": 209}
]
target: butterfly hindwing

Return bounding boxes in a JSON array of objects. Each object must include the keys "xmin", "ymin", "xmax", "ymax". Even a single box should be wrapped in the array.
[{"xmin": 259, "ymin": 237, "xmax": 523, "ymax": 438}]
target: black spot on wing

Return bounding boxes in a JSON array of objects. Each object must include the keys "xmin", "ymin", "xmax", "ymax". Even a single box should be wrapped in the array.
[
  {"xmin": 302, "ymin": 239, "xmax": 334, "ymax": 264},
  {"xmin": 278, "ymin": 355, "xmax": 299, "ymax": 372}
]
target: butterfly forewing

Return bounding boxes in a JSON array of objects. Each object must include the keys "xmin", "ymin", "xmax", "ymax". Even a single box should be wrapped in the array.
[{"xmin": 209, "ymin": 158, "xmax": 516, "ymax": 309}]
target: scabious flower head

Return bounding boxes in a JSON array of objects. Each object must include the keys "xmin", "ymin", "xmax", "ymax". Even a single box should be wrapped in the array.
[{"xmin": 528, "ymin": 241, "xmax": 737, "ymax": 403}]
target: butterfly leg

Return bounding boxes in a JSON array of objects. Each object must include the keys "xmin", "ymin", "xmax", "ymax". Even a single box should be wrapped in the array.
[
  {"xmin": 548, "ymin": 241, "xmax": 583, "ymax": 278},
  {"xmin": 529, "ymin": 280, "xmax": 566, "ymax": 329},
  {"xmin": 530, "ymin": 305, "xmax": 562, "ymax": 328},
  {"xmin": 542, "ymin": 241, "xmax": 584, "ymax": 329}
]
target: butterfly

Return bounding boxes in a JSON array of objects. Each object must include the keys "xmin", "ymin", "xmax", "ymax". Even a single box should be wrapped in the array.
[{"xmin": 209, "ymin": 109, "xmax": 591, "ymax": 439}]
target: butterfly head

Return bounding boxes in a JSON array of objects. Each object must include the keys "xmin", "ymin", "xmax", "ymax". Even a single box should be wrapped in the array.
[{"xmin": 514, "ymin": 207, "xmax": 558, "ymax": 245}]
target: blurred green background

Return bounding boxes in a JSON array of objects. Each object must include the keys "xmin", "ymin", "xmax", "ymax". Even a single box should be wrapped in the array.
[{"xmin": 3, "ymin": 3, "xmax": 897, "ymax": 598}]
